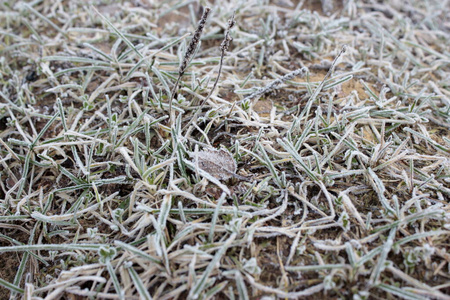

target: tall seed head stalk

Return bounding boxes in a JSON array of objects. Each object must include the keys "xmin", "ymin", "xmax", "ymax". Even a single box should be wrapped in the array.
[
  {"xmin": 179, "ymin": 7, "xmax": 211, "ymax": 76},
  {"xmin": 169, "ymin": 7, "xmax": 211, "ymax": 125},
  {"xmin": 184, "ymin": 11, "xmax": 236, "ymax": 131}
]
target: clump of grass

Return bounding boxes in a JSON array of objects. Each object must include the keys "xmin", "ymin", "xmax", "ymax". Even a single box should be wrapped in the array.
[{"xmin": 0, "ymin": 1, "xmax": 449, "ymax": 299}]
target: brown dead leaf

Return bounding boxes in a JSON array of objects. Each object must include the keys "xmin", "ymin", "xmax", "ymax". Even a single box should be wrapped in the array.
[{"xmin": 192, "ymin": 148, "xmax": 237, "ymax": 181}]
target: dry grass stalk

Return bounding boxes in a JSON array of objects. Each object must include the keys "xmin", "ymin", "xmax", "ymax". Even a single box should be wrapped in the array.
[
  {"xmin": 168, "ymin": 6, "xmax": 211, "ymax": 125},
  {"xmin": 185, "ymin": 11, "xmax": 236, "ymax": 130}
]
